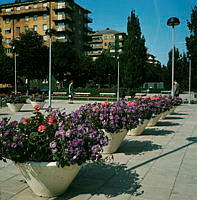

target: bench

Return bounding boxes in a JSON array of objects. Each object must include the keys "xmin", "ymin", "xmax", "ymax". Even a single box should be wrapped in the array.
[
  {"xmin": 53, "ymin": 92, "xmax": 67, "ymax": 96},
  {"xmin": 74, "ymin": 92, "xmax": 91, "ymax": 97},
  {"xmin": 99, "ymin": 93, "xmax": 116, "ymax": 97},
  {"xmin": 161, "ymin": 90, "xmax": 171, "ymax": 94}
]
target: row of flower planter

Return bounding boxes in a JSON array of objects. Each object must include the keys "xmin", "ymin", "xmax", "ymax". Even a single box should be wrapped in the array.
[
  {"xmin": 6, "ymin": 101, "xmax": 45, "ymax": 112},
  {"xmin": 0, "ymin": 96, "xmax": 182, "ymax": 197},
  {"xmin": 15, "ymin": 106, "xmax": 176, "ymax": 197}
]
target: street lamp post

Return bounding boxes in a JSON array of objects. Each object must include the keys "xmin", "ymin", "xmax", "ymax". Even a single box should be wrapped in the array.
[
  {"xmin": 45, "ymin": 29, "xmax": 56, "ymax": 107},
  {"xmin": 189, "ymin": 56, "xmax": 191, "ymax": 104},
  {"xmin": 167, "ymin": 17, "xmax": 180, "ymax": 97},
  {"xmin": 12, "ymin": 46, "xmax": 17, "ymax": 93},
  {"xmin": 117, "ymin": 56, "xmax": 120, "ymax": 101}
]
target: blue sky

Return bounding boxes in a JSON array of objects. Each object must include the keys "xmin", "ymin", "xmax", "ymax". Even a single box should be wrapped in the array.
[{"xmin": 1, "ymin": 0, "xmax": 196, "ymax": 65}]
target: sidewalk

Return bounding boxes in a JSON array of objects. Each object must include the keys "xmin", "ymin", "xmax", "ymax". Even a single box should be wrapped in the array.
[{"xmin": 0, "ymin": 102, "xmax": 197, "ymax": 200}]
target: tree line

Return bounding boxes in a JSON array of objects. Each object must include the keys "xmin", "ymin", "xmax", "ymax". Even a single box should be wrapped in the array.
[{"xmin": 0, "ymin": 7, "xmax": 196, "ymax": 93}]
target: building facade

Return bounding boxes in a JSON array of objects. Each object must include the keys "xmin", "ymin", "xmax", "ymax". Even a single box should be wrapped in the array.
[
  {"xmin": 0, "ymin": 0, "xmax": 92, "ymax": 56},
  {"xmin": 88, "ymin": 28, "xmax": 126, "ymax": 60}
]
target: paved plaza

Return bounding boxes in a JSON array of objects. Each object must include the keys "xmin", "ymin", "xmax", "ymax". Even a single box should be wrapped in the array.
[{"xmin": 0, "ymin": 101, "xmax": 197, "ymax": 200}]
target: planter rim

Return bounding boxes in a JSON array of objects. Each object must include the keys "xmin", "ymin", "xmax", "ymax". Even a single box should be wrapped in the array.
[{"xmin": 16, "ymin": 161, "xmax": 58, "ymax": 167}]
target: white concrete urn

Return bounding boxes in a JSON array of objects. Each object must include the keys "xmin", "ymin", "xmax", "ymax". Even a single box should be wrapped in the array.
[
  {"xmin": 6, "ymin": 103, "xmax": 24, "ymax": 112},
  {"xmin": 102, "ymin": 129, "xmax": 127, "ymax": 154},
  {"xmin": 15, "ymin": 162, "xmax": 81, "ymax": 197},
  {"xmin": 128, "ymin": 119, "xmax": 149, "ymax": 136},
  {"xmin": 147, "ymin": 113, "xmax": 162, "ymax": 127}
]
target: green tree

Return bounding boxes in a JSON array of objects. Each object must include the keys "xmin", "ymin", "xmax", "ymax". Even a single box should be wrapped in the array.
[
  {"xmin": 74, "ymin": 55, "xmax": 95, "ymax": 87},
  {"xmin": 94, "ymin": 52, "xmax": 117, "ymax": 87},
  {"xmin": 186, "ymin": 6, "xmax": 197, "ymax": 90},
  {"xmin": 12, "ymin": 30, "xmax": 48, "ymax": 91},
  {"xmin": 52, "ymin": 41, "xmax": 79, "ymax": 88},
  {"xmin": 122, "ymin": 10, "xmax": 147, "ymax": 91},
  {"xmin": 0, "ymin": 31, "xmax": 13, "ymax": 84}
]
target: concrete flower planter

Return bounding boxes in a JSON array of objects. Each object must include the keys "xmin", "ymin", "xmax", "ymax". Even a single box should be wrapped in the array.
[
  {"xmin": 6, "ymin": 103, "xmax": 24, "ymax": 112},
  {"xmin": 128, "ymin": 119, "xmax": 149, "ymax": 136},
  {"xmin": 15, "ymin": 162, "xmax": 81, "ymax": 197},
  {"xmin": 102, "ymin": 129, "xmax": 127, "ymax": 154},
  {"xmin": 147, "ymin": 113, "xmax": 162, "ymax": 127}
]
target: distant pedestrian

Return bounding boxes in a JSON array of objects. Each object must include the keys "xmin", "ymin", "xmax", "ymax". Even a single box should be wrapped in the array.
[
  {"xmin": 68, "ymin": 80, "xmax": 74, "ymax": 104},
  {"xmin": 173, "ymin": 80, "xmax": 180, "ymax": 97}
]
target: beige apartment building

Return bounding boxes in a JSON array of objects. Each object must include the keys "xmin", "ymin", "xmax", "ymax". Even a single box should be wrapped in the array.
[
  {"xmin": 0, "ymin": 0, "xmax": 92, "ymax": 56},
  {"xmin": 88, "ymin": 28, "xmax": 126, "ymax": 60}
]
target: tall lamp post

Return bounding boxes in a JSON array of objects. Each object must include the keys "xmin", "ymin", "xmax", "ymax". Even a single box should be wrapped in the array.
[
  {"xmin": 117, "ymin": 56, "xmax": 120, "ymax": 101},
  {"xmin": 188, "ymin": 55, "xmax": 191, "ymax": 104},
  {"xmin": 167, "ymin": 17, "xmax": 180, "ymax": 97},
  {"xmin": 45, "ymin": 28, "xmax": 55, "ymax": 107},
  {"xmin": 12, "ymin": 46, "xmax": 17, "ymax": 93}
]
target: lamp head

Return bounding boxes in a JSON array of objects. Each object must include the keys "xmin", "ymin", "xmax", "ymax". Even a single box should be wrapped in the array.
[{"xmin": 167, "ymin": 17, "xmax": 180, "ymax": 27}]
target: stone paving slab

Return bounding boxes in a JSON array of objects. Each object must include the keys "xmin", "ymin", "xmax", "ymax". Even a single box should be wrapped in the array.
[{"xmin": 0, "ymin": 102, "xmax": 197, "ymax": 200}]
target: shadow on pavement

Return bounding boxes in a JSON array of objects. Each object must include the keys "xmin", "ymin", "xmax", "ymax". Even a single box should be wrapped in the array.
[
  {"xmin": 156, "ymin": 121, "xmax": 180, "ymax": 126},
  {"xmin": 143, "ymin": 128, "xmax": 175, "ymax": 136},
  {"xmin": 165, "ymin": 116, "xmax": 184, "ymax": 120},
  {"xmin": 118, "ymin": 140, "xmax": 162, "ymax": 155},
  {"xmin": 54, "ymin": 163, "xmax": 143, "ymax": 199},
  {"xmin": 173, "ymin": 112, "xmax": 189, "ymax": 115},
  {"xmin": 129, "ymin": 137, "xmax": 197, "ymax": 171}
]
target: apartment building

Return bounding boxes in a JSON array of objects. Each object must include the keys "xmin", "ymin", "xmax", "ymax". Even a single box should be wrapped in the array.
[
  {"xmin": 0, "ymin": 0, "xmax": 92, "ymax": 56},
  {"xmin": 88, "ymin": 28, "xmax": 126, "ymax": 60},
  {"xmin": 147, "ymin": 54, "xmax": 161, "ymax": 65}
]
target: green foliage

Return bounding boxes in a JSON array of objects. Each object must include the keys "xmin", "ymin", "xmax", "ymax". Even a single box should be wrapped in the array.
[
  {"xmin": 94, "ymin": 53, "xmax": 117, "ymax": 87},
  {"xmin": 52, "ymin": 41, "xmax": 79, "ymax": 86},
  {"xmin": 186, "ymin": 6, "xmax": 197, "ymax": 90},
  {"xmin": 12, "ymin": 30, "xmax": 48, "ymax": 84},
  {"xmin": 122, "ymin": 10, "xmax": 147, "ymax": 90}
]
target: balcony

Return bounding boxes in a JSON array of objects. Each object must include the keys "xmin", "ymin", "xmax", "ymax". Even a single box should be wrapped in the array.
[
  {"xmin": 91, "ymin": 45, "xmax": 103, "ymax": 50},
  {"xmin": 56, "ymin": 26, "xmax": 73, "ymax": 33},
  {"xmin": 0, "ymin": 7, "xmax": 49, "ymax": 16},
  {"xmin": 84, "ymin": 26, "xmax": 93, "ymax": 33},
  {"xmin": 91, "ymin": 38, "xmax": 103, "ymax": 43},
  {"xmin": 53, "ymin": 4, "xmax": 73, "ymax": 12},
  {"xmin": 84, "ymin": 15, "xmax": 93, "ymax": 23},
  {"xmin": 53, "ymin": 15, "xmax": 72, "ymax": 22}
]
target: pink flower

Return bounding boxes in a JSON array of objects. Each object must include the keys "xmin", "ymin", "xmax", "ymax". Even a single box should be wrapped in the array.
[
  {"xmin": 127, "ymin": 101, "xmax": 136, "ymax": 106},
  {"xmin": 34, "ymin": 105, "xmax": 41, "ymax": 110},
  {"xmin": 38, "ymin": 124, "xmax": 46, "ymax": 132},
  {"xmin": 47, "ymin": 116, "xmax": 56, "ymax": 125},
  {"xmin": 20, "ymin": 117, "xmax": 29, "ymax": 125},
  {"xmin": 92, "ymin": 106, "xmax": 99, "ymax": 111},
  {"xmin": 101, "ymin": 101, "xmax": 110, "ymax": 107}
]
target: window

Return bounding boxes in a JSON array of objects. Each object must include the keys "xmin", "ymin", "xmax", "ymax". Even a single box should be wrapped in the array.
[
  {"xmin": 24, "ymin": 26, "xmax": 29, "ymax": 31},
  {"xmin": 16, "ymin": 27, "xmax": 20, "ymax": 33},
  {"xmin": 0, "ymin": 20, "xmax": 1, "ymax": 25},
  {"xmin": 43, "ymin": 14, "xmax": 48, "ymax": 19},
  {"xmin": 5, "ymin": 18, "xmax": 10, "ymax": 24},
  {"xmin": 32, "ymin": 4, "xmax": 37, "ymax": 8},
  {"xmin": 33, "ymin": 15, "xmax": 38, "ymax": 21},
  {"xmin": 16, "ymin": 7, "xmax": 21, "ymax": 10},
  {"xmin": 119, "ymin": 35, "xmax": 123, "ymax": 39},
  {"xmin": 33, "ymin": 25, "xmax": 38, "ymax": 31},
  {"xmin": 5, "ymin": 28, "xmax": 11, "ymax": 34},
  {"xmin": 16, "ymin": 18, "xmax": 20, "ymax": 22},
  {"xmin": 5, "ymin": 38, "xmax": 11, "ymax": 44},
  {"xmin": 110, "ymin": 35, "xmax": 115, "ymax": 39},
  {"xmin": 57, "ymin": 23, "xmax": 64, "ymax": 28},
  {"xmin": 25, "ymin": 16, "xmax": 29, "ymax": 21},
  {"xmin": 6, "ymin": 8, "xmax": 12, "ymax": 12},
  {"xmin": 43, "ymin": 3, "xmax": 47, "ymax": 7},
  {"xmin": 43, "ymin": 24, "xmax": 47, "ymax": 31},
  {"xmin": 6, "ymin": 48, "xmax": 11, "ymax": 54}
]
